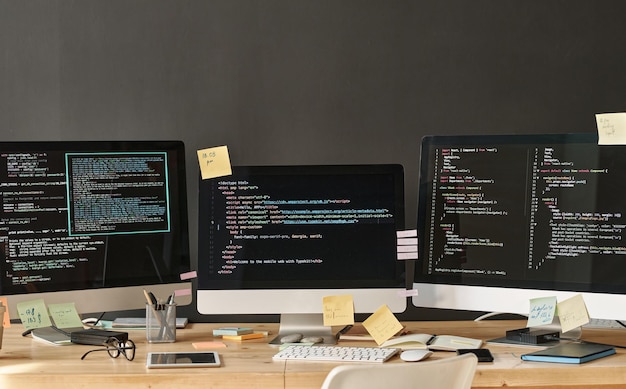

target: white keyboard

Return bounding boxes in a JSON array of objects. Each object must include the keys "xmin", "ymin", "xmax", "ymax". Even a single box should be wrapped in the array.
[
  {"xmin": 584, "ymin": 319, "xmax": 625, "ymax": 329},
  {"xmin": 272, "ymin": 345, "xmax": 400, "ymax": 363}
]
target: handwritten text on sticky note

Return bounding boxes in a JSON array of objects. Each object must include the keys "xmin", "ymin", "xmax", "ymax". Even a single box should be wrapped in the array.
[
  {"xmin": 596, "ymin": 112, "xmax": 626, "ymax": 145},
  {"xmin": 197, "ymin": 145, "xmax": 232, "ymax": 180},
  {"xmin": 362, "ymin": 305, "xmax": 404, "ymax": 345},
  {"xmin": 323, "ymin": 295, "xmax": 355, "ymax": 327},
  {"xmin": 17, "ymin": 299, "xmax": 52, "ymax": 330},
  {"xmin": 527, "ymin": 296, "xmax": 557, "ymax": 327},
  {"xmin": 557, "ymin": 294, "xmax": 590, "ymax": 333},
  {"xmin": 48, "ymin": 303, "xmax": 84, "ymax": 329}
]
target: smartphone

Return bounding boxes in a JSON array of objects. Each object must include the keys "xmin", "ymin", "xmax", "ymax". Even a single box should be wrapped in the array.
[
  {"xmin": 457, "ymin": 348, "xmax": 494, "ymax": 362},
  {"xmin": 146, "ymin": 351, "xmax": 221, "ymax": 368}
]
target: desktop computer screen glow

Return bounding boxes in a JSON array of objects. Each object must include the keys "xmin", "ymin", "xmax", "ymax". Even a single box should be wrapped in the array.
[
  {"xmin": 412, "ymin": 133, "xmax": 626, "ymax": 321},
  {"xmin": 0, "ymin": 141, "xmax": 192, "ymax": 318},
  {"xmin": 197, "ymin": 165, "xmax": 407, "ymax": 325}
]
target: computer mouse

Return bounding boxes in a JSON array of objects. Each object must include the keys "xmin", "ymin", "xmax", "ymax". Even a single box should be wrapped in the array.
[
  {"xmin": 400, "ymin": 349, "xmax": 433, "ymax": 362},
  {"xmin": 81, "ymin": 317, "xmax": 102, "ymax": 325}
]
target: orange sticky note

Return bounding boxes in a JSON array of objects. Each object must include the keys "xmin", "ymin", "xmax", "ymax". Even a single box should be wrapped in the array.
[
  {"xmin": 323, "ymin": 295, "xmax": 355, "ymax": 327},
  {"xmin": 362, "ymin": 305, "xmax": 404, "ymax": 345},
  {"xmin": 197, "ymin": 145, "xmax": 232, "ymax": 180},
  {"xmin": 0, "ymin": 297, "xmax": 10, "ymax": 328},
  {"xmin": 192, "ymin": 341, "xmax": 227, "ymax": 350}
]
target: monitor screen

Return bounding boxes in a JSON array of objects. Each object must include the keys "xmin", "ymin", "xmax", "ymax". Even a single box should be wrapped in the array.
[
  {"xmin": 197, "ymin": 164, "xmax": 406, "ymax": 342},
  {"xmin": 412, "ymin": 133, "xmax": 626, "ymax": 321},
  {"xmin": 0, "ymin": 141, "xmax": 192, "ymax": 318}
]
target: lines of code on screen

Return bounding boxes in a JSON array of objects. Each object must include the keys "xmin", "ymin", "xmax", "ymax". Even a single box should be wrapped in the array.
[
  {"xmin": 421, "ymin": 141, "xmax": 626, "ymax": 290},
  {"xmin": 66, "ymin": 152, "xmax": 171, "ymax": 235},
  {"xmin": 0, "ymin": 148, "xmax": 176, "ymax": 293},
  {"xmin": 199, "ymin": 166, "xmax": 403, "ymax": 289}
]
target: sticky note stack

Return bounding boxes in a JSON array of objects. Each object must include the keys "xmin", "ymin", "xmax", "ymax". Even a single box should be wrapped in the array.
[{"xmin": 212, "ymin": 327, "xmax": 266, "ymax": 341}]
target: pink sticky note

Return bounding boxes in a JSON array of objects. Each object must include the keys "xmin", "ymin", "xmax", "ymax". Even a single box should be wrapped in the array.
[{"xmin": 180, "ymin": 271, "xmax": 198, "ymax": 280}]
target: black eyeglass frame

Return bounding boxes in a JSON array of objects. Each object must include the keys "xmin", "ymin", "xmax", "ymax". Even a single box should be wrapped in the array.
[{"xmin": 80, "ymin": 337, "xmax": 136, "ymax": 361}]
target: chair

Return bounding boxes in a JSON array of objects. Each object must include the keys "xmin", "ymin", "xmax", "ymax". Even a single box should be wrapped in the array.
[{"xmin": 320, "ymin": 353, "xmax": 478, "ymax": 389}]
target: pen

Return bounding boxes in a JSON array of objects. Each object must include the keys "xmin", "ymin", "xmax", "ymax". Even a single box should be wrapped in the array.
[
  {"xmin": 335, "ymin": 324, "xmax": 353, "ymax": 340},
  {"xmin": 163, "ymin": 293, "xmax": 176, "ymax": 340}
]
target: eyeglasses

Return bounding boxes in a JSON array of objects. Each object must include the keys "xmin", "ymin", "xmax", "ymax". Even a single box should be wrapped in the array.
[{"xmin": 81, "ymin": 337, "xmax": 136, "ymax": 361}]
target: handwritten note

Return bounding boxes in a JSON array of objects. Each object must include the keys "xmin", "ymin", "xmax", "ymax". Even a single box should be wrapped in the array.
[
  {"xmin": 527, "ymin": 296, "xmax": 557, "ymax": 327},
  {"xmin": 557, "ymin": 294, "xmax": 590, "ymax": 333},
  {"xmin": 596, "ymin": 112, "xmax": 626, "ymax": 145},
  {"xmin": 197, "ymin": 145, "xmax": 232, "ymax": 180},
  {"xmin": 362, "ymin": 305, "xmax": 404, "ymax": 345},
  {"xmin": 322, "ymin": 295, "xmax": 355, "ymax": 326},
  {"xmin": 48, "ymin": 303, "xmax": 84, "ymax": 329},
  {"xmin": 16, "ymin": 299, "xmax": 52, "ymax": 330}
]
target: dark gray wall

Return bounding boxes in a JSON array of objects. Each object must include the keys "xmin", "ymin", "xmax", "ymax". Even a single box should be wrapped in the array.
[{"xmin": 3, "ymin": 0, "xmax": 626, "ymax": 322}]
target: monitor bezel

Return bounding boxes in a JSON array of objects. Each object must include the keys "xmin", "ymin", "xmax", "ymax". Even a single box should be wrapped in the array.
[
  {"xmin": 0, "ymin": 140, "xmax": 192, "ymax": 318},
  {"xmin": 412, "ymin": 132, "xmax": 626, "ymax": 320},
  {"xmin": 197, "ymin": 164, "xmax": 408, "ymax": 316}
]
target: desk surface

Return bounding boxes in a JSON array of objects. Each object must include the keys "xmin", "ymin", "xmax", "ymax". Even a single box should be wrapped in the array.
[{"xmin": 1, "ymin": 320, "xmax": 626, "ymax": 389}]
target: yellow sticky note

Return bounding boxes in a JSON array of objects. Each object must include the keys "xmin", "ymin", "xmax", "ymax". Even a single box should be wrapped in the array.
[
  {"xmin": 527, "ymin": 296, "xmax": 557, "ymax": 328},
  {"xmin": 48, "ymin": 303, "xmax": 84, "ymax": 329},
  {"xmin": 362, "ymin": 305, "xmax": 404, "ymax": 345},
  {"xmin": 0, "ymin": 297, "xmax": 10, "ymax": 328},
  {"xmin": 197, "ymin": 145, "xmax": 232, "ymax": 180},
  {"xmin": 557, "ymin": 294, "xmax": 590, "ymax": 333},
  {"xmin": 16, "ymin": 299, "xmax": 52, "ymax": 330},
  {"xmin": 596, "ymin": 112, "xmax": 626, "ymax": 145},
  {"xmin": 322, "ymin": 295, "xmax": 355, "ymax": 327}
]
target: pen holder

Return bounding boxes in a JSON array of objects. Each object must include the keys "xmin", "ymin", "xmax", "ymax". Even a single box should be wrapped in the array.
[{"xmin": 146, "ymin": 303, "xmax": 176, "ymax": 343}]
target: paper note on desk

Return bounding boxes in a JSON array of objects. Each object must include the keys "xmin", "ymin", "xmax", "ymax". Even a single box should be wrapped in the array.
[
  {"xmin": 17, "ymin": 299, "xmax": 52, "ymax": 330},
  {"xmin": 323, "ymin": 295, "xmax": 355, "ymax": 326},
  {"xmin": 197, "ymin": 145, "xmax": 232, "ymax": 180},
  {"xmin": 527, "ymin": 296, "xmax": 557, "ymax": 328},
  {"xmin": 557, "ymin": 294, "xmax": 590, "ymax": 333},
  {"xmin": 596, "ymin": 112, "xmax": 626, "ymax": 144},
  {"xmin": 48, "ymin": 303, "xmax": 84, "ymax": 329},
  {"xmin": 362, "ymin": 304, "xmax": 404, "ymax": 345}
]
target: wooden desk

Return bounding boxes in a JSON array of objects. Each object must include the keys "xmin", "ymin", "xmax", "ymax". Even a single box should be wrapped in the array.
[{"xmin": 1, "ymin": 320, "xmax": 626, "ymax": 388}]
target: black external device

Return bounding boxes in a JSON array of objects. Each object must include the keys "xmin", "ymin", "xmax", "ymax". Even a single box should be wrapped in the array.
[
  {"xmin": 505, "ymin": 327, "xmax": 560, "ymax": 345},
  {"xmin": 70, "ymin": 329, "xmax": 129, "ymax": 345},
  {"xmin": 457, "ymin": 348, "xmax": 494, "ymax": 362}
]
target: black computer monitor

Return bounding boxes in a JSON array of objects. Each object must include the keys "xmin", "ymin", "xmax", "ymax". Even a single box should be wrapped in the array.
[
  {"xmin": 0, "ymin": 141, "xmax": 192, "ymax": 318},
  {"xmin": 413, "ymin": 133, "xmax": 626, "ymax": 322},
  {"xmin": 197, "ymin": 164, "xmax": 406, "ymax": 343}
]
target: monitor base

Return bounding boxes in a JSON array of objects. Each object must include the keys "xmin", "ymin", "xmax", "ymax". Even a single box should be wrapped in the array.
[{"xmin": 269, "ymin": 313, "xmax": 336, "ymax": 345}]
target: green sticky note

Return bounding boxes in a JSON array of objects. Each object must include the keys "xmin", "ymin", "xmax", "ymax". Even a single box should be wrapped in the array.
[
  {"xmin": 48, "ymin": 303, "xmax": 84, "ymax": 329},
  {"xmin": 527, "ymin": 296, "xmax": 557, "ymax": 328},
  {"xmin": 17, "ymin": 299, "xmax": 52, "ymax": 330}
]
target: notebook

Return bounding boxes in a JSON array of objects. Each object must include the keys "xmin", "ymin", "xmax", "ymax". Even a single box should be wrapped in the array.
[
  {"xmin": 30, "ymin": 326, "xmax": 84, "ymax": 345},
  {"xmin": 521, "ymin": 342, "xmax": 616, "ymax": 364}
]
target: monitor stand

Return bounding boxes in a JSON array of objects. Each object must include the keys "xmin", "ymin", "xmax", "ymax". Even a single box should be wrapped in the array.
[
  {"xmin": 269, "ymin": 313, "xmax": 336, "ymax": 345},
  {"xmin": 487, "ymin": 323, "xmax": 581, "ymax": 346}
]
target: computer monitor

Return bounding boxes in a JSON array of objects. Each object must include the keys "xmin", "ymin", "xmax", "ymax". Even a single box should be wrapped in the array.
[
  {"xmin": 412, "ymin": 133, "xmax": 626, "ymax": 324},
  {"xmin": 197, "ymin": 164, "xmax": 406, "ymax": 343},
  {"xmin": 0, "ymin": 141, "xmax": 192, "ymax": 319}
]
